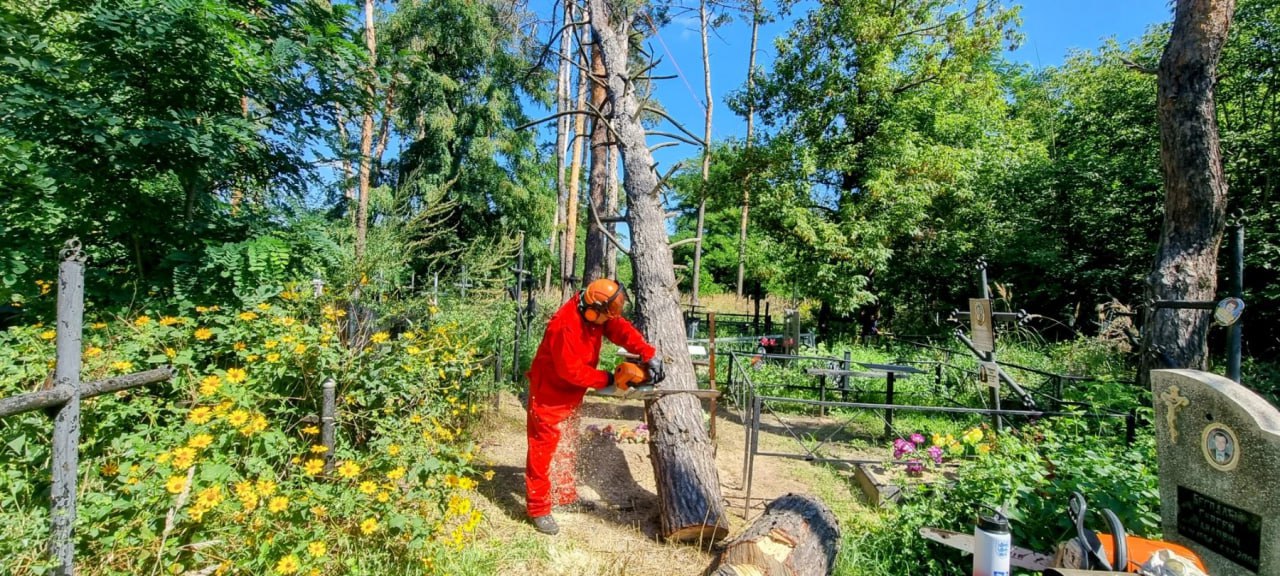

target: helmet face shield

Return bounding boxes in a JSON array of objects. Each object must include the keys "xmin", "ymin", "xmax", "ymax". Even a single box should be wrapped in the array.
[
  {"xmin": 583, "ymin": 278, "xmax": 626, "ymax": 322},
  {"xmin": 606, "ymin": 290, "xmax": 626, "ymax": 319}
]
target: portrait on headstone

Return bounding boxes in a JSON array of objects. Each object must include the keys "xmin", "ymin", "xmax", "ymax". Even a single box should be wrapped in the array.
[
  {"xmin": 1201, "ymin": 423, "xmax": 1239, "ymax": 471},
  {"xmin": 1213, "ymin": 297, "xmax": 1245, "ymax": 327}
]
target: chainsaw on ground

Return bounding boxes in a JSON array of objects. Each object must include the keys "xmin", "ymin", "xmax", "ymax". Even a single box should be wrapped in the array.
[
  {"xmin": 591, "ymin": 361, "xmax": 720, "ymax": 401},
  {"xmin": 921, "ymin": 492, "xmax": 1206, "ymax": 575}
]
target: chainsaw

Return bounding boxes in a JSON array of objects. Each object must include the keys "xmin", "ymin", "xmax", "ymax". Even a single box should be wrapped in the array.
[
  {"xmin": 921, "ymin": 492, "xmax": 1206, "ymax": 575},
  {"xmin": 591, "ymin": 361, "xmax": 721, "ymax": 401}
]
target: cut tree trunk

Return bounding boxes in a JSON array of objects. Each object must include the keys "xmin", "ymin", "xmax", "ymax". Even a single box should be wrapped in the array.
[
  {"xmin": 587, "ymin": 0, "xmax": 729, "ymax": 544},
  {"xmin": 707, "ymin": 493, "xmax": 841, "ymax": 576},
  {"xmin": 1139, "ymin": 0, "xmax": 1235, "ymax": 387}
]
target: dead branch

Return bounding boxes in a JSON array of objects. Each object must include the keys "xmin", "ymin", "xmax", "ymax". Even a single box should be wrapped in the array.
[
  {"xmin": 642, "ymin": 106, "xmax": 707, "ymax": 147},
  {"xmin": 669, "ymin": 236, "xmax": 701, "ymax": 249},
  {"xmin": 587, "ymin": 182, "xmax": 631, "ymax": 256},
  {"xmin": 650, "ymin": 141, "xmax": 681, "ymax": 153}
]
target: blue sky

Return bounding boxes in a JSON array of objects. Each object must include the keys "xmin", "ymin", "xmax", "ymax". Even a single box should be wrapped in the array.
[{"xmin": 609, "ymin": 0, "xmax": 1176, "ymax": 168}]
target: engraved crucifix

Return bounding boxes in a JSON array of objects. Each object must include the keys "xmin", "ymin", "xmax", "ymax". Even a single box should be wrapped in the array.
[{"xmin": 1160, "ymin": 385, "xmax": 1190, "ymax": 444}]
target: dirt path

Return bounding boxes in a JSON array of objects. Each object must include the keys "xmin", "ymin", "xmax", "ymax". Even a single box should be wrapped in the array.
[{"xmin": 470, "ymin": 391, "xmax": 868, "ymax": 575}]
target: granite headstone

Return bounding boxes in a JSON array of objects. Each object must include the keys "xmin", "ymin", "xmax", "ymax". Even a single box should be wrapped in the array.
[{"xmin": 1152, "ymin": 369, "xmax": 1279, "ymax": 575}]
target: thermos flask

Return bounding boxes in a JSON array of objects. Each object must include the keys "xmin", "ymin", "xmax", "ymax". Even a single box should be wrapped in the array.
[{"xmin": 973, "ymin": 506, "xmax": 1011, "ymax": 576}]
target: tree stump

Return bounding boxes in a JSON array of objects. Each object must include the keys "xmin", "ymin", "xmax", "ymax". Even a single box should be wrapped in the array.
[
  {"xmin": 586, "ymin": 0, "xmax": 730, "ymax": 544},
  {"xmin": 708, "ymin": 494, "xmax": 841, "ymax": 576}
]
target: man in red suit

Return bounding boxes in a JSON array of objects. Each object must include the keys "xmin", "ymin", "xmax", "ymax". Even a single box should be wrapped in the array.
[{"xmin": 524, "ymin": 278, "xmax": 664, "ymax": 535}]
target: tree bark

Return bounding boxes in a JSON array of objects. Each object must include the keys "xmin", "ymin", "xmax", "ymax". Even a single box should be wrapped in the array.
[
  {"xmin": 587, "ymin": 0, "xmax": 730, "ymax": 544},
  {"xmin": 1140, "ymin": 0, "xmax": 1235, "ymax": 385},
  {"xmin": 706, "ymin": 493, "xmax": 841, "ymax": 576},
  {"xmin": 552, "ymin": 2, "xmax": 572, "ymax": 293},
  {"xmin": 563, "ymin": 59, "xmax": 589, "ymax": 294},
  {"xmin": 354, "ymin": 0, "xmax": 378, "ymax": 261},
  {"xmin": 736, "ymin": 1, "xmax": 760, "ymax": 300},
  {"xmin": 691, "ymin": 0, "xmax": 713, "ymax": 306},
  {"xmin": 584, "ymin": 32, "xmax": 613, "ymax": 283}
]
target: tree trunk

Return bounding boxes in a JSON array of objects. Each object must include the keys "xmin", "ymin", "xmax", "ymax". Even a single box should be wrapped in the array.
[
  {"xmin": 707, "ymin": 494, "xmax": 841, "ymax": 576},
  {"xmin": 584, "ymin": 34, "xmax": 612, "ymax": 283},
  {"xmin": 587, "ymin": 0, "xmax": 729, "ymax": 544},
  {"xmin": 1140, "ymin": 0, "xmax": 1235, "ymax": 385},
  {"xmin": 736, "ymin": 1, "xmax": 760, "ymax": 300},
  {"xmin": 336, "ymin": 105, "xmax": 355, "ymax": 207},
  {"xmin": 563, "ymin": 56, "xmax": 590, "ymax": 294},
  {"xmin": 691, "ymin": 0, "xmax": 713, "ymax": 306},
  {"xmin": 552, "ymin": 2, "xmax": 572, "ymax": 294},
  {"xmin": 354, "ymin": 0, "xmax": 377, "ymax": 261}
]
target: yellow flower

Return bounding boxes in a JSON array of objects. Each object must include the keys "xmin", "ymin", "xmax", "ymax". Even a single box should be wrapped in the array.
[
  {"xmin": 267, "ymin": 496, "xmax": 289, "ymax": 513},
  {"xmin": 275, "ymin": 554, "xmax": 300, "ymax": 575},
  {"xmin": 360, "ymin": 517, "xmax": 379, "ymax": 535},
  {"xmin": 406, "ymin": 346, "xmax": 421, "ymax": 356},
  {"xmin": 358, "ymin": 481, "xmax": 377, "ymax": 495},
  {"xmin": 281, "ymin": 335, "xmax": 295, "ymax": 344},
  {"xmin": 164, "ymin": 347, "xmax": 177, "ymax": 359},
  {"xmin": 292, "ymin": 343, "xmax": 307, "ymax": 355},
  {"xmin": 196, "ymin": 485, "xmax": 223, "ymax": 508},
  {"xmin": 91, "ymin": 322, "xmax": 107, "ymax": 330},
  {"xmin": 310, "ymin": 445, "xmax": 328, "ymax": 454},
  {"xmin": 194, "ymin": 327, "xmax": 213, "ymax": 340},
  {"xmin": 100, "ymin": 462, "xmax": 119, "ymax": 477},
  {"xmin": 386, "ymin": 467, "xmax": 405, "ymax": 481},
  {"xmin": 159, "ymin": 316, "xmax": 180, "ymax": 326},
  {"xmin": 256, "ymin": 479, "xmax": 277, "ymax": 496},
  {"xmin": 39, "ymin": 330, "xmax": 56, "ymax": 340},
  {"xmin": 370, "ymin": 332, "xmax": 390, "ymax": 344},
  {"xmin": 187, "ymin": 434, "xmax": 214, "ymax": 450},
  {"xmin": 233, "ymin": 341, "xmax": 246, "ymax": 351},
  {"xmin": 301, "ymin": 425, "xmax": 320, "ymax": 435},
  {"xmin": 235, "ymin": 480, "xmax": 258, "ymax": 511},
  {"xmin": 303, "ymin": 459, "xmax": 325, "ymax": 475},
  {"xmin": 225, "ymin": 368, "xmax": 247, "ymax": 383},
  {"xmin": 246, "ymin": 354, "xmax": 260, "ymax": 362},
  {"xmin": 386, "ymin": 444, "xmax": 401, "ymax": 456},
  {"xmin": 484, "ymin": 469, "xmax": 495, "ymax": 481},
  {"xmin": 310, "ymin": 505, "xmax": 328, "ymax": 518},
  {"xmin": 112, "ymin": 361, "xmax": 134, "ymax": 372},
  {"xmin": 266, "ymin": 353, "xmax": 280, "ymax": 363},
  {"xmin": 238, "ymin": 311, "xmax": 258, "ymax": 322},
  {"xmin": 213, "ymin": 399, "xmax": 233, "ymax": 415},
  {"xmin": 199, "ymin": 375, "xmax": 222, "ymax": 396},
  {"xmin": 165, "ymin": 475, "xmax": 188, "ymax": 494},
  {"xmin": 337, "ymin": 461, "xmax": 360, "ymax": 479},
  {"xmin": 84, "ymin": 346, "xmax": 103, "ymax": 358},
  {"xmin": 264, "ymin": 340, "xmax": 279, "ymax": 349},
  {"xmin": 458, "ymin": 477, "xmax": 477, "ymax": 491},
  {"xmin": 156, "ymin": 451, "xmax": 172, "ymax": 464},
  {"xmin": 376, "ymin": 491, "xmax": 390, "ymax": 503},
  {"xmin": 187, "ymin": 407, "xmax": 214, "ymax": 426},
  {"xmin": 977, "ymin": 444, "xmax": 992, "ymax": 454},
  {"xmin": 227, "ymin": 410, "xmax": 250, "ymax": 428},
  {"xmin": 134, "ymin": 316, "xmax": 152, "ymax": 327},
  {"xmin": 307, "ymin": 541, "xmax": 326, "ymax": 558},
  {"xmin": 256, "ymin": 302, "xmax": 272, "ymax": 311},
  {"xmin": 172, "ymin": 447, "xmax": 197, "ymax": 468}
]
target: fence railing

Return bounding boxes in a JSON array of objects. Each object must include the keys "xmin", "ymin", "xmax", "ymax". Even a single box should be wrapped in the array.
[{"xmin": 0, "ymin": 240, "xmax": 175, "ymax": 576}]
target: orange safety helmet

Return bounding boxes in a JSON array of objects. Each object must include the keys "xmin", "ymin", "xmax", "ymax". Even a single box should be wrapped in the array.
[{"xmin": 579, "ymin": 278, "xmax": 626, "ymax": 324}]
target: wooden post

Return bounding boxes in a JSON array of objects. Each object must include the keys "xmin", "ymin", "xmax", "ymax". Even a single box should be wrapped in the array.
[
  {"xmin": 51, "ymin": 239, "xmax": 85, "ymax": 576},
  {"xmin": 322, "ymin": 378, "xmax": 336, "ymax": 473},
  {"xmin": 709, "ymin": 312, "xmax": 718, "ymax": 443}
]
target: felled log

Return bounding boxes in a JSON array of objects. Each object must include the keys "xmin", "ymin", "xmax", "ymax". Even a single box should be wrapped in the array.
[
  {"xmin": 585, "ymin": 0, "xmax": 730, "ymax": 544},
  {"xmin": 708, "ymin": 494, "xmax": 841, "ymax": 576}
]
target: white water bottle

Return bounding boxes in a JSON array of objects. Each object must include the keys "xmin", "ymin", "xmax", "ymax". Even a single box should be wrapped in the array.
[{"xmin": 973, "ymin": 506, "xmax": 1011, "ymax": 576}]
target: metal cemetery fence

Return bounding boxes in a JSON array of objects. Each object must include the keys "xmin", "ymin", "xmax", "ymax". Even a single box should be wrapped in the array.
[{"xmin": 0, "ymin": 241, "xmax": 176, "ymax": 576}]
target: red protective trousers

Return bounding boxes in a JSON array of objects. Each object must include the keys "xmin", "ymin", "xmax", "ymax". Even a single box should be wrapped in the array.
[{"xmin": 524, "ymin": 294, "xmax": 655, "ymax": 518}]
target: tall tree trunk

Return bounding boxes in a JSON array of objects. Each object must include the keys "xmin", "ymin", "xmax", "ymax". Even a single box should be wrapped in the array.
[
  {"xmin": 606, "ymin": 142, "xmax": 619, "ymax": 279},
  {"xmin": 551, "ymin": 3, "xmax": 573, "ymax": 293},
  {"xmin": 690, "ymin": 0, "xmax": 713, "ymax": 306},
  {"xmin": 562, "ymin": 57, "xmax": 589, "ymax": 295},
  {"xmin": 736, "ymin": 0, "xmax": 760, "ymax": 299},
  {"xmin": 354, "ymin": 0, "xmax": 377, "ymax": 261},
  {"xmin": 584, "ymin": 34, "xmax": 612, "ymax": 283},
  {"xmin": 587, "ymin": 0, "xmax": 729, "ymax": 544},
  {"xmin": 336, "ymin": 106, "xmax": 355, "ymax": 207},
  {"xmin": 1140, "ymin": 0, "xmax": 1235, "ymax": 385}
]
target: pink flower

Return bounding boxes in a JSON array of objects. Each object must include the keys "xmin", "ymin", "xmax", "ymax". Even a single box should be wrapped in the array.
[
  {"xmin": 928, "ymin": 445, "xmax": 944, "ymax": 465},
  {"xmin": 905, "ymin": 460, "xmax": 925, "ymax": 477},
  {"xmin": 910, "ymin": 433, "xmax": 926, "ymax": 445}
]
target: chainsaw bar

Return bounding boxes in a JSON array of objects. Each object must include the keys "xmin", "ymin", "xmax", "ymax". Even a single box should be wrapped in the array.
[
  {"xmin": 591, "ymin": 386, "xmax": 721, "ymax": 401},
  {"xmin": 919, "ymin": 528, "xmax": 1054, "ymax": 571}
]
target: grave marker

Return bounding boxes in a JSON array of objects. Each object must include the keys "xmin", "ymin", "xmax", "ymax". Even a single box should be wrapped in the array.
[
  {"xmin": 969, "ymin": 298, "xmax": 994, "ymax": 352},
  {"xmin": 1152, "ymin": 369, "xmax": 1279, "ymax": 575}
]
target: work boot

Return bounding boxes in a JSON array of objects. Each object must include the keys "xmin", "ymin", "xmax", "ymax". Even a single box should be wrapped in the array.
[{"xmin": 531, "ymin": 514, "xmax": 559, "ymax": 535}]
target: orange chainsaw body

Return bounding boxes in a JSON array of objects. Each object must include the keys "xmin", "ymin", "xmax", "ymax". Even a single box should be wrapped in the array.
[{"xmin": 1058, "ymin": 534, "xmax": 1206, "ymax": 573}]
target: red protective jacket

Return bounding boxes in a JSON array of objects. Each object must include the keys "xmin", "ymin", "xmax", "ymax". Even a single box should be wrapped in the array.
[{"xmin": 525, "ymin": 294, "xmax": 656, "ymax": 421}]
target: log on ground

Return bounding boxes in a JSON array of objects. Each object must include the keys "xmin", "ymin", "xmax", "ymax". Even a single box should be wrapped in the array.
[{"xmin": 707, "ymin": 493, "xmax": 841, "ymax": 576}]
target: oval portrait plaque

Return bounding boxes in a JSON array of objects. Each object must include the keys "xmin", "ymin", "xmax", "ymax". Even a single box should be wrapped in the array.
[{"xmin": 1201, "ymin": 423, "xmax": 1241, "ymax": 472}]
